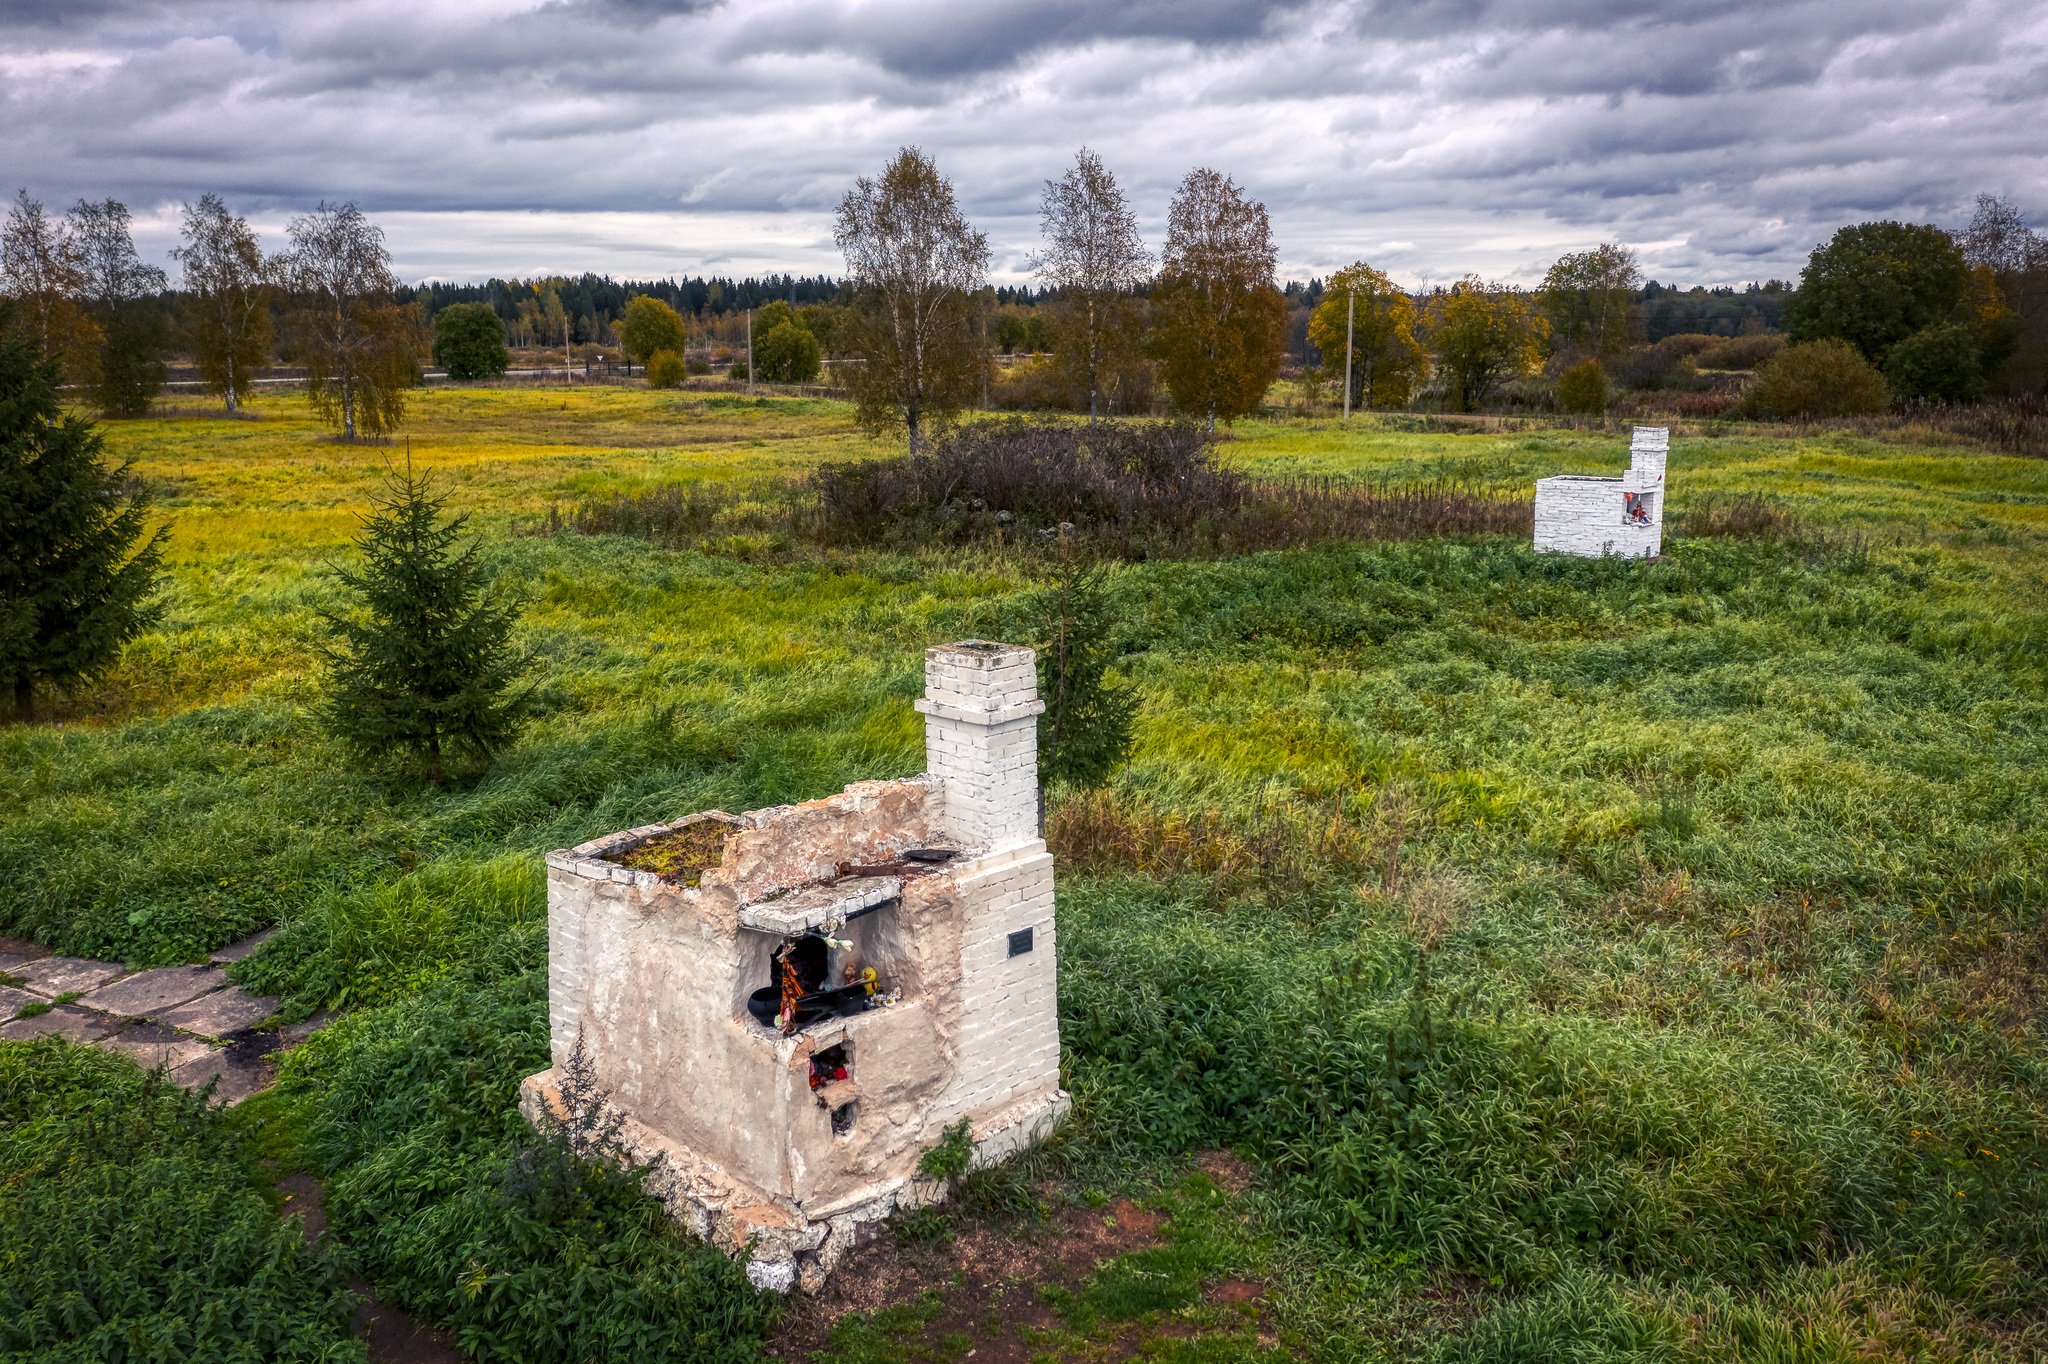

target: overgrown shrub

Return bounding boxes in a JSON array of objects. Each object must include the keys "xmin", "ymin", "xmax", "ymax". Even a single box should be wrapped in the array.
[
  {"xmin": 1694, "ymin": 333, "xmax": 1785, "ymax": 370},
  {"xmin": 0, "ymin": 1038, "xmax": 362, "ymax": 1361},
  {"xmin": 753, "ymin": 322, "xmax": 821, "ymax": 384},
  {"xmin": 808, "ymin": 419, "xmax": 1531, "ymax": 556},
  {"xmin": 1884, "ymin": 323, "xmax": 1986, "ymax": 405},
  {"xmin": 1614, "ymin": 339, "xmax": 1699, "ymax": 391},
  {"xmin": 1744, "ymin": 339, "xmax": 1890, "ymax": 418},
  {"xmin": 814, "ymin": 418, "xmax": 1233, "ymax": 546},
  {"xmin": 645, "ymin": 349, "xmax": 686, "ymax": 389},
  {"xmin": 1556, "ymin": 359, "xmax": 1609, "ymax": 413}
]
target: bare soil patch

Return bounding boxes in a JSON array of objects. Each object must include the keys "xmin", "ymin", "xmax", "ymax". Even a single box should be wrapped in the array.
[{"xmin": 770, "ymin": 1160, "xmax": 1276, "ymax": 1364}]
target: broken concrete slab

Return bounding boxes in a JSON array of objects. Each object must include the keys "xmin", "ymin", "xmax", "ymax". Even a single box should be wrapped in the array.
[
  {"xmin": 278, "ymin": 1010, "xmax": 338, "ymax": 1050},
  {"xmin": 0, "ymin": 951, "xmax": 49, "ymax": 975},
  {"xmin": 0, "ymin": 1005, "xmax": 116, "ymax": 1043},
  {"xmin": 160, "ymin": 988, "xmax": 280, "ymax": 1038},
  {"xmin": 77, "ymin": 963, "xmax": 220, "ymax": 1018},
  {"xmin": 97, "ymin": 1026, "xmax": 215, "ymax": 1072},
  {"xmin": 0, "ymin": 987, "xmax": 41, "ymax": 1018},
  {"xmin": 208, "ymin": 927, "xmax": 278, "ymax": 966},
  {"xmin": 172, "ymin": 1050, "xmax": 272, "ymax": 1105},
  {"xmin": 739, "ymin": 876, "xmax": 903, "ymax": 936},
  {"xmin": 16, "ymin": 955, "xmax": 127, "ymax": 997}
]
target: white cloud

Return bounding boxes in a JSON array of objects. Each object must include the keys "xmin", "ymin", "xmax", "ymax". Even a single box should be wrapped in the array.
[{"xmin": 5, "ymin": 0, "xmax": 2044, "ymax": 287}]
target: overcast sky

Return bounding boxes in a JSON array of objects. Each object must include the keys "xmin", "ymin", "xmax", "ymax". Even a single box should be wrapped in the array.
[{"xmin": 6, "ymin": 0, "xmax": 2044, "ymax": 289}]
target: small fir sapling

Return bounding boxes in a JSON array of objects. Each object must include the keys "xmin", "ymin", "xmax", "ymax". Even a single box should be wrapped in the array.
[
  {"xmin": 1034, "ymin": 551, "xmax": 1138, "ymax": 789},
  {"xmin": 0, "ymin": 301, "xmax": 168, "ymax": 722},
  {"xmin": 501, "ymin": 1032, "xmax": 656, "ymax": 1226},
  {"xmin": 319, "ymin": 459, "xmax": 528, "ymax": 781}
]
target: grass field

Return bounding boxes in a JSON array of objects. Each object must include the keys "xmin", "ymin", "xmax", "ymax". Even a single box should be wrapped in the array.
[{"xmin": 3, "ymin": 387, "xmax": 2044, "ymax": 1362}]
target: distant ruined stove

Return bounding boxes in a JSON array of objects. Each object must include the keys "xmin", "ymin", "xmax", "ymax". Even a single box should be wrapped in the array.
[
  {"xmin": 1534, "ymin": 425, "xmax": 1669, "ymax": 559},
  {"xmin": 522, "ymin": 640, "xmax": 1067, "ymax": 1293}
]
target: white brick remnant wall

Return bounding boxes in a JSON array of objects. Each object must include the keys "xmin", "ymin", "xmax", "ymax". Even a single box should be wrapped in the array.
[
  {"xmin": 523, "ymin": 639, "xmax": 1067, "ymax": 1295},
  {"xmin": 1534, "ymin": 425, "xmax": 1670, "ymax": 559}
]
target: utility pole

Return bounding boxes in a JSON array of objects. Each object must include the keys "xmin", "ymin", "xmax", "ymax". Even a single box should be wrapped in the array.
[
  {"xmin": 1343, "ymin": 289, "xmax": 1355, "ymax": 420},
  {"xmin": 746, "ymin": 308, "xmax": 754, "ymax": 394}
]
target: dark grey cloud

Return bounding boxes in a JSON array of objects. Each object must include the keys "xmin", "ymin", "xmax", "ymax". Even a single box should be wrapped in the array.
[
  {"xmin": 2, "ymin": 0, "xmax": 160, "ymax": 30},
  {"xmin": 1, "ymin": 0, "xmax": 2041, "ymax": 286},
  {"xmin": 725, "ymin": 0, "xmax": 1310, "ymax": 79}
]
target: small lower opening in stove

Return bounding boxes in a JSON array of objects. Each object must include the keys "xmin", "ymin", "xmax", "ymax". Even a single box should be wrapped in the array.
[
  {"xmin": 831, "ymin": 1101, "xmax": 857, "ymax": 1136},
  {"xmin": 810, "ymin": 1043, "xmax": 850, "ymax": 1090}
]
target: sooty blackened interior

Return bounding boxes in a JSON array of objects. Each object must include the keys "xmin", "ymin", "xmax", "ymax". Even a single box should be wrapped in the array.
[{"xmin": 747, "ymin": 932, "xmax": 889, "ymax": 1034}]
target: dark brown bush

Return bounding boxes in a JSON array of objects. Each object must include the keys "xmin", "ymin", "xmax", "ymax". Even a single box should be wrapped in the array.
[
  {"xmin": 813, "ymin": 419, "xmax": 1530, "ymax": 554},
  {"xmin": 1694, "ymin": 334, "xmax": 1785, "ymax": 371},
  {"xmin": 1677, "ymin": 493, "xmax": 1803, "ymax": 540},
  {"xmin": 813, "ymin": 418, "xmax": 1235, "ymax": 546}
]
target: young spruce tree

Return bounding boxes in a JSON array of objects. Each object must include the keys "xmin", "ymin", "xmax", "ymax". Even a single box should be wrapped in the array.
[
  {"xmin": 0, "ymin": 301, "xmax": 167, "ymax": 721},
  {"xmin": 1035, "ymin": 550, "xmax": 1138, "ymax": 789},
  {"xmin": 321, "ymin": 463, "xmax": 526, "ymax": 781}
]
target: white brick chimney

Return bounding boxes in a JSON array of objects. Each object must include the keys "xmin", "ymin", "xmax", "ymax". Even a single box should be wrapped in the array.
[{"xmin": 913, "ymin": 640, "xmax": 1045, "ymax": 851}]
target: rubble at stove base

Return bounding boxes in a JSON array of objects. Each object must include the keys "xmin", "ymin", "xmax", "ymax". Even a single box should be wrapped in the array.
[{"xmin": 520, "ymin": 1069, "xmax": 1066, "ymax": 1292}]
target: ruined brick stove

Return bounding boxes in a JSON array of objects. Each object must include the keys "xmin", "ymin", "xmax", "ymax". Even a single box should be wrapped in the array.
[
  {"xmin": 520, "ymin": 641, "xmax": 1068, "ymax": 1292},
  {"xmin": 1533, "ymin": 424, "xmax": 1669, "ymax": 558}
]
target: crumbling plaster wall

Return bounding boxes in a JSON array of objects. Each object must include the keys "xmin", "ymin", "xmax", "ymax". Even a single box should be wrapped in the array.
[{"xmin": 539, "ymin": 769, "xmax": 1056, "ymax": 1214}]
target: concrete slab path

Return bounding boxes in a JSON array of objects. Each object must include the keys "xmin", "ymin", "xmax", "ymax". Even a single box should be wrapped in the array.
[{"xmin": 0, "ymin": 930, "xmax": 320, "ymax": 1103}]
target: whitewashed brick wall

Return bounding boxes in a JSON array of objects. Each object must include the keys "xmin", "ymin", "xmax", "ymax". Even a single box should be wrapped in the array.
[
  {"xmin": 914, "ymin": 641, "xmax": 1046, "ymax": 850},
  {"xmin": 546, "ymin": 868, "xmax": 587, "ymax": 1064},
  {"xmin": 1533, "ymin": 425, "xmax": 1669, "ymax": 559},
  {"xmin": 944, "ymin": 846, "xmax": 1061, "ymax": 1122}
]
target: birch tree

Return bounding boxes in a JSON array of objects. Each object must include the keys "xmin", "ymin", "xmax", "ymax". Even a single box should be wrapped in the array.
[
  {"xmin": 285, "ymin": 202, "xmax": 418, "ymax": 439},
  {"xmin": 70, "ymin": 199, "xmax": 169, "ymax": 416},
  {"xmin": 834, "ymin": 148, "xmax": 990, "ymax": 453},
  {"xmin": 1152, "ymin": 168, "xmax": 1286, "ymax": 431},
  {"xmin": 172, "ymin": 195, "xmax": 275, "ymax": 413},
  {"xmin": 1539, "ymin": 244, "xmax": 1639, "ymax": 358},
  {"xmin": 0, "ymin": 190, "xmax": 96, "ymax": 379},
  {"xmin": 1031, "ymin": 148, "xmax": 1151, "ymax": 423}
]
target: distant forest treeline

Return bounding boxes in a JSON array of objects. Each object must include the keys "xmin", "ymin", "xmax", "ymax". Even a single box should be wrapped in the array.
[
  {"xmin": 395, "ymin": 269, "xmax": 1798, "ymax": 356},
  {"xmin": 1279, "ymin": 277, "xmax": 1795, "ymax": 367},
  {"xmin": 398, "ymin": 273, "xmax": 1050, "ymax": 347}
]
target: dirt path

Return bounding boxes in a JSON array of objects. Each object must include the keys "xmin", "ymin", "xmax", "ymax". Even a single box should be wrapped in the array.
[{"xmin": 277, "ymin": 1172, "xmax": 463, "ymax": 1363}]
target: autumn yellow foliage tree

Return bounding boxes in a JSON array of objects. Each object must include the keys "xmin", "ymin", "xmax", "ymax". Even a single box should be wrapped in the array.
[
  {"xmin": 1424, "ymin": 277, "xmax": 1548, "ymax": 410},
  {"xmin": 1307, "ymin": 262, "xmax": 1426, "ymax": 411},
  {"xmin": 1152, "ymin": 168, "xmax": 1286, "ymax": 430},
  {"xmin": 0, "ymin": 190, "xmax": 99, "ymax": 383}
]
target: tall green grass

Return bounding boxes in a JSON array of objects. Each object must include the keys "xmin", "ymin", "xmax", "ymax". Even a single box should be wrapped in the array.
[
  {"xmin": 6, "ymin": 413, "xmax": 2045, "ymax": 1361},
  {"xmin": 0, "ymin": 1038, "xmax": 362, "ymax": 1362}
]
